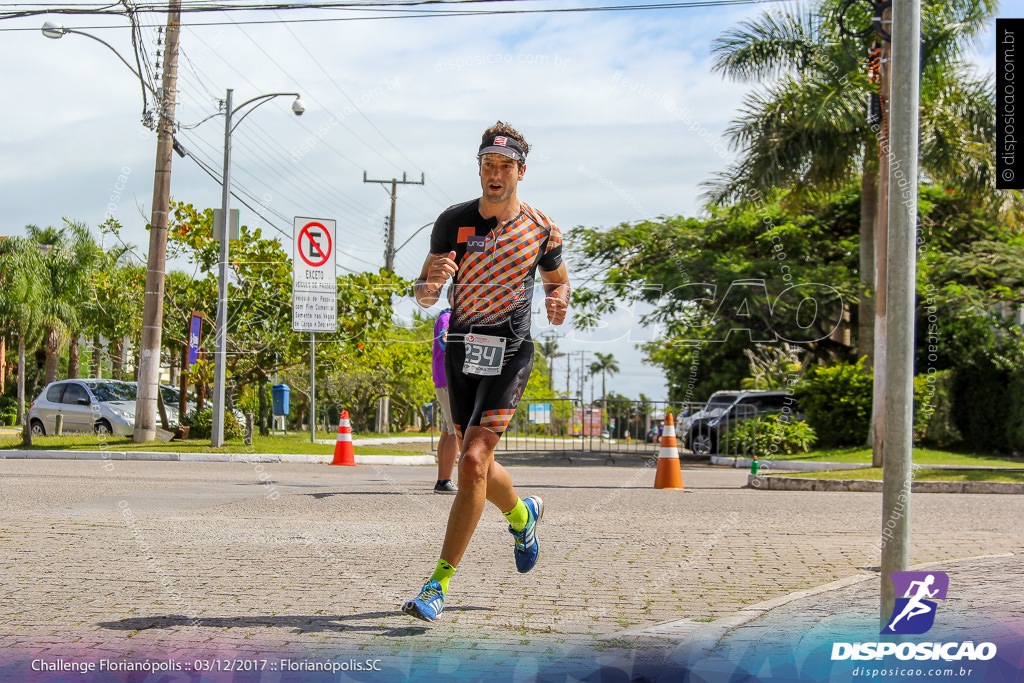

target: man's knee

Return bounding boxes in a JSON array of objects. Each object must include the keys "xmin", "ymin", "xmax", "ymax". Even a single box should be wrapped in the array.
[{"xmin": 458, "ymin": 444, "xmax": 493, "ymax": 482}]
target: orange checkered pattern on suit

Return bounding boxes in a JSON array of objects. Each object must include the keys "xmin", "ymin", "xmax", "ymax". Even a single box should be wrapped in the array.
[
  {"xmin": 480, "ymin": 409, "xmax": 516, "ymax": 435},
  {"xmin": 442, "ymin": 203, "xmax": 561, "ymax": 327}
]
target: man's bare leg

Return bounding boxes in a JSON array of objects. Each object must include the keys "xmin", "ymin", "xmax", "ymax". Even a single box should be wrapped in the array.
[
  {"xmin": 435, "ymin": 432, "xmax": 458, "ymax": 489},
  {"xmin": 440, "ymin": 426, "xmax": 518, "ymax": 567}
]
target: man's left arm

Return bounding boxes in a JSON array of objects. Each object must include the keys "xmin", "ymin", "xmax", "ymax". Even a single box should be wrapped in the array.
[{"xmin": 540, "ymin": 263, "xmax": 570, "ymax": 325}]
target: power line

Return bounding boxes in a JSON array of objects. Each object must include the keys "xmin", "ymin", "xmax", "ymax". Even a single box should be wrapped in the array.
[
  {"xmin": 269, "ymin": 7, "xmax": 456, "ymax": 209},
  {"xmin": 175, "ymin": 139, "xmax": 364, "ymax": 274},
  {"xmin": 0, "ymin": 1, "xmax": 792, "ymax": 29}
]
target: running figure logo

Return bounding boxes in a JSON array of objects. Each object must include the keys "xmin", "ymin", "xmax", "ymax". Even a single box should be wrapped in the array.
[{"xmin": 882, "ymin": 571, "xmax": 949, "ymax": 635}]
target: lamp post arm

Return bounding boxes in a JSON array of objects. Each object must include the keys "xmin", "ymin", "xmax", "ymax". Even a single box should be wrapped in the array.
[
  {"xmin": 395, "ymin": 221, "xmax": 434, "ymax": 255},
  {"xmin": 62, "ymin": 27, "xmax": 158, "ymax": 97},
  {"xmin": 229, "ymin": 92, "xmax": 300, "ymax": 135}
]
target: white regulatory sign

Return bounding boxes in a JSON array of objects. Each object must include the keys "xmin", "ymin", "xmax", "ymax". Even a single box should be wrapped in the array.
[{"xmin": 292, "ymin": 217, "xmax": 338, "ymax": 332}]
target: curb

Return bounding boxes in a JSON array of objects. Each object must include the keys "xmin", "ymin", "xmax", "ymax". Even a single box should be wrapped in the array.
[
  {"xmin": 746, "ymin": 473, "xmax": 1024, "ymax": 494},
  {"xmin": 0, "ymin": 450, "xmax": 436, "ymax": 466},
  {"xmin": 712, "ymin": 455, "xmax": 870, "ymax": 471}
]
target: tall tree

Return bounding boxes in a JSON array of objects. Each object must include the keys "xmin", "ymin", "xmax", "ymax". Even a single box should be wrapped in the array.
[
  {"xmin": 63, "ymin": 221, "xmax": 102, "ymax": 379},
  {"xmin": 536, "ymin": 336, "xmax": 564, "ymax": 392},
  {"xmin": 707, "ymin": 0, "xmax": 1003, "ymax": 367},
  {"xmin": 589, "ymin": 352, "xmax": 620, "ymax": 400},
  {"xmin": 25, "ymin": 223, "xmax": 99, "ymax": 384},
  {"xmin": 0, "ymin": 237, "xmax": 45, "ymax": 423},
  {"xmin": 83, "ymin": 219, "xmax": 141, "ymax": 379}
]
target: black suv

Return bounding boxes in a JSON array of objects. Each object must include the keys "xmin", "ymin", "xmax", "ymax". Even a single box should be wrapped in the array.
[{"xmin": 685, "ymin": 390, "xmax": 800, "ymax": 455}]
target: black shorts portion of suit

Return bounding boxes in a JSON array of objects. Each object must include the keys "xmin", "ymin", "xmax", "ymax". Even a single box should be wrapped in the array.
[
  {"xmin": 445, "ymin": 335, "xmax": 534, "ymax": 437},
  {"xmin": 429, "ymin": 198, "xmax": 562, "ymax": 438}
]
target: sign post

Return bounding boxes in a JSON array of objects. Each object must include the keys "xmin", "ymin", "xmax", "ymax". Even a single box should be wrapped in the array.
[{"xmin": 293, "ymin": 217, "xmax": 337, "ymax": 443}]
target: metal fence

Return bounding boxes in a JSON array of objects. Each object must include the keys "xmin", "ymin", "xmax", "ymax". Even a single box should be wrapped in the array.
[{"xmin": 428, "ymin": 397, "xmax": 757, "ymax": 460}]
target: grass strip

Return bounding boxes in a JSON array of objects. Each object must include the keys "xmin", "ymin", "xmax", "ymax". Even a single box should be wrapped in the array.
[
  {"xmin": 0, "ymin": 434, "xmax": 434, "ymax": 456},
  {"xmin": 779, "ymin": 467, "xmax": 1024, "ymax": 483},
  {"xmin": 765, "ymin": 447, "xmax": 1024, "ymax": 469}
]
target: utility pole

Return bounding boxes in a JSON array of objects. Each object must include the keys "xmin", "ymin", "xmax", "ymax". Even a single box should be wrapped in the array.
[
  {"xmin": 565, "ymin": 346, "xmax": 571, "ymax": 396},
  {"xmin": 870, "ymin": 5, "xmax": 892, "ymax": 467},
  {"xmin": 362, "ymin": 171, "xmax": 425, "ymax": 272},
  {"xmin": 363, "ymin": 170, "xmax": 424, "ymax": 436},
  {"xmin": 880, "ymin": 0, "xmax": 920, "ymax": 631},
  {"xmin": 133, "ymin": 0, "xmax": 180, "ymax": 442},
  {"xmin": 569, "ymin": 351, "xmax": 590, "ymax": 403}
]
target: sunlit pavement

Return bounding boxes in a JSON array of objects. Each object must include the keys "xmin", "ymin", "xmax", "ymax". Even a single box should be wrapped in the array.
[{"xmin": 0, "ymin": 457, "xmax": 1020, "ymax": 678}]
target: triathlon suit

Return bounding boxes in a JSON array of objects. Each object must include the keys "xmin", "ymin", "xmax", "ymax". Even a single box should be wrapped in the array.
[{"xmin": 429, "ymin": 198, "xmax": 563, "ymax": 438}]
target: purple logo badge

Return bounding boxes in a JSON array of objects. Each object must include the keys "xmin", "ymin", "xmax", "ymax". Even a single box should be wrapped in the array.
[{"xmin": 882, "ymin": 571, "xmax": 949, "ymax": 635}]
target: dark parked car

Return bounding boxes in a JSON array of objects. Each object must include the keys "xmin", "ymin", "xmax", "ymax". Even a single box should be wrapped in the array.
[
  {"xmin": 685, "ymin": 390, "xmax": 801, "ymax": 455},
  {"xmin": 645, "ymin": 406, "xmax": 700, "ymax": 443}
]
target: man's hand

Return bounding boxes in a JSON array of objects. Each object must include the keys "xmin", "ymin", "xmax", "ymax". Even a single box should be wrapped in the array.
[
  {"xmin": 425, "ymin": 251, "xmax": 457, "ymax": 291},
  {"xmin": 540, "ymin": 263, "xmax": 570, "ymax": 325},
  {"xmin": 545, "ymin": 293, "xmax": 568, "ymax": 325}
]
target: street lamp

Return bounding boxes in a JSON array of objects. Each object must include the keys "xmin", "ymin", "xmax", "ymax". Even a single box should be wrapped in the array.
[
  {"xmin": 42, "ymin": 21, "xmax": 156, "ymax": 99},
  {"xmin": 210, "ymin": 88, "xmax": 304, "ymax": 447}
]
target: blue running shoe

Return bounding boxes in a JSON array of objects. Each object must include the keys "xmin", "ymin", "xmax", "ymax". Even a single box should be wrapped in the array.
[
  {"xmin": 510, "ymin": 495, "xmax": 544, "ymax": 573},
  {"xmin": 402, "ymin": 580, "xmax": 445, "ymax": 622}
]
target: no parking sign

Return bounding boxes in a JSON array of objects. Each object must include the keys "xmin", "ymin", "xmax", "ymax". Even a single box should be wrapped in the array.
[{"xmin": 292, "ymin": 217, "xmax": 337, "ymax": 332}]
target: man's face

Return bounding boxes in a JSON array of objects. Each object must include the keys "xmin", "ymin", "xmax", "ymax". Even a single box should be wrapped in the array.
[{"xmin": 479, "ymin": 153, "xmax": 525, "ymax": 204}]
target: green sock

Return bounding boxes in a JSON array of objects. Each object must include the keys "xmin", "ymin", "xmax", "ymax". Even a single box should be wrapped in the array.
[
  {"xmin": 503, "ymin": 498, "xmax": 529, "ymax": 532},
  {"xmin": 429, "ymin": 559, "xmax": 456, "ymax": 594}
]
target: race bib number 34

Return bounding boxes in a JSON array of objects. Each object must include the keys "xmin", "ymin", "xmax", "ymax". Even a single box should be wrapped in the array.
[{"xmin": 463, "ymin": 334, "xmax": 506, "ymax": 376}]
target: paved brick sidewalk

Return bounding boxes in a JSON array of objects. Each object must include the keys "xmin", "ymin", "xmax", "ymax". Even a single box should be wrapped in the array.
[
  {"xmin": 652, "ymin": 553, "xmax": 1024, "ymax": 682},
  {"xmin": 0, "ymin": 458, "xmax": 1020, "ymax": 680}
]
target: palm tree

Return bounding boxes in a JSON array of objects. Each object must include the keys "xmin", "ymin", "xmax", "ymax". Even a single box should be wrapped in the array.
[
  {"xmin": 588, "ymin": 352, "xmax": 620, "ymax": 400},
  {"xmin": 83, "ymin": 223, "xmax": 140, "ymax": 379},
  {"xmin": 26, "ymin": 224, "xmax": 90, "ymax": 384},
  {"xmin": 63, "ymin": 221, "xmax": 102, "ymax": 379},
  {"xmin": 0, "ymin": 237, "xmax": 45, "ymax": 424},
  {"xmin": 707, "ymin": 0, "xmax": 1002, "ymax": 365},
  {"xmin": 536, "ymin": 335, "xmax": 565, "ymax": 392}
]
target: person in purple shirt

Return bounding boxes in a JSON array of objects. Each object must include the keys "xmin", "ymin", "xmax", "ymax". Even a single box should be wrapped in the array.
[{"xmin": 432, "ymin": 291, "xmax": 458, "ymax": 494}]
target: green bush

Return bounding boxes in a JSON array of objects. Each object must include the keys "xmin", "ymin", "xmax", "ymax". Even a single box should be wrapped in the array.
[
  {"xmin": 913, "ymin": 370, "xmax": 961, "ymax": 447},
  {"xmin": 951, "ymin": 360, "xmax": 1014, "ymax": 453},
  {"xmin": 0, "ymin": 396, "xmax": 16, "ymax": 426},
  {"xmin": 1007, "ymin": 373, "xmax": 1024, "ymax": 454},
  {"xmin": 793, "ymin": 360, "xmax": 873, "ymax": 448},
  {"xmin": 183, "ymin": 406, "xmax": 243, "ymax": 440},
  {"xmin": 731, "ymin": 415, "xmax": 816, "ymax": 457}
]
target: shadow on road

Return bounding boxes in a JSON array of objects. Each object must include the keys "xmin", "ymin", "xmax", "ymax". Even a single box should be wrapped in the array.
[{"xmin": 98, "ymin": 607, "xmax": 491, "ymax": 638}]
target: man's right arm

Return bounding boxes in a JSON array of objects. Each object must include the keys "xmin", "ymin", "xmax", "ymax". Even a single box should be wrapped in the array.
[{"xmin": 414, "ymin": 251, "xmax": 458, "ymax": 308}]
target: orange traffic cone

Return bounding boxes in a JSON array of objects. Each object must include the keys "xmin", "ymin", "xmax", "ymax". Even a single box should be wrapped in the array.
[
  {"xmin": 331, "ymin": 411, "xmax": 356, "ymax": 466},
  {"xmin": 654, "ymin": 412, "xmax": 684, "ymax": 490}
]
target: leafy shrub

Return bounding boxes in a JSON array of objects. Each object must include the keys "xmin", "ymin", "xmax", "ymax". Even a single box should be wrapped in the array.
[
  {"xmin": 0, "ymin": 396, "xmax": 16, "ymax": 426},
  {"xmin": 951, "ymin": 360, "xmax": 1013, "ymax": 453},
  {"xmin": 913, "ymin": 370, "xmax": 961, "ymax": 447},
  {"xmin": 183, "ymin": 406, "xmax": 242, "ymax": 440},
  {"xmin": 731, "ymin": 415, "xmax": 816, "ymax": 457},
  {"xmin": 793, "ymin": 360, "xmax": 872, "ymax": 448},
  {"xmin": 1007, "ymin": 369, "xmax": 1024, "ymax": 454},
  {"xmin": 0, "ymin": 396, "xmax": 15, "ymax": 416}
]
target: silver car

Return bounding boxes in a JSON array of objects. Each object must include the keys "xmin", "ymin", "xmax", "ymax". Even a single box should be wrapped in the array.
[{"xmin": 28, "ymin": 379, "xmax": 137, "ymax": 437}]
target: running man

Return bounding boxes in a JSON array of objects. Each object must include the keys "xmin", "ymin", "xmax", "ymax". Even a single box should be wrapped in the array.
[
  {"xmin": 402, "ymin": 122, "xmax": 570, "ymax": 622},
  {"xmin": 887, "ymin": 574, "xmax": 939, "ymax": 631}
]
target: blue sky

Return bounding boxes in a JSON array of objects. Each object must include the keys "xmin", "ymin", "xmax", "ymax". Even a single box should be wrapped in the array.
[{"xmin": 0, "ymin": 1, "xmax": 1001, "ymax": 400}]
